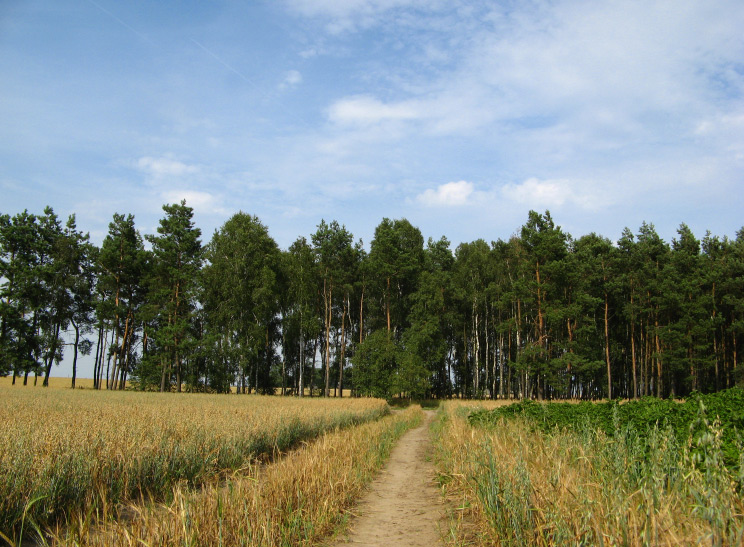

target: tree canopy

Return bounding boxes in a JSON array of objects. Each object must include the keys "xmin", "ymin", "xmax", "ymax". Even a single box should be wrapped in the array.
[{"xmin": 2, "ymin": 204, "xmax": 743, "ymax": 399}]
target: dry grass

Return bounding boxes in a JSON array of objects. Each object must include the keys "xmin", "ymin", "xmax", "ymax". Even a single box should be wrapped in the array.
[
  {"xmin": 0, "ymin": 377, "xmax": 352, "ymax": 395},
  {"xmin": 53, "ymin": 405, "xmax": 423, "ymax": 546},
  {"xmin": 0, "ymin": 377, "xmax": 95, "ymax": 389},
  {"xmin": 0, "ymin": 386, "xmax": 389, "ymax": 544},
  {"xmin": 433, "ymin": 400, "xmax": 744, "ymax": 546}
]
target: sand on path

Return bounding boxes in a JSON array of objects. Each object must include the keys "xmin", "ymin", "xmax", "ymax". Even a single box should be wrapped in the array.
[{"xmin": 329, "ymin": 410, "xmax": 445, "ymax": 547}]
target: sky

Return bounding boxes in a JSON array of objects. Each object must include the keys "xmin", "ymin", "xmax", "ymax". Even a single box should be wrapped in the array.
[{"xmin": 1, "ymin": 0, "xmax": 743, "ymax": 377}]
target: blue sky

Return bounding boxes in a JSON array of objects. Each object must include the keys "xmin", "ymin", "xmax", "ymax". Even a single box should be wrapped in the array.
[
  {"xmin": 2, "ymin": 0, "xmax": 743, "ymax": 251},
  {"xmin": 2, "ymin": 1, "xmax": 744, "ymax": 377}
]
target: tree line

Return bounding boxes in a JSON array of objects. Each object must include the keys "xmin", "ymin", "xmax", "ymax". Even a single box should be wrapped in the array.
[{"xmin": 1, "ymin": 204, "xmax": 742, "ymax": 399}]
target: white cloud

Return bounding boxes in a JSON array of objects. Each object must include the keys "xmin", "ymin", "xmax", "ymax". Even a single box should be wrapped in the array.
[
  {"xmin": 327, "ymin": 95, "xmax": 421, "ymax": 126},
  {"xmin": 136, "ymin": 156, "xmax": 199, "ymax": 177},
  {"xmin": 315, "ymin": 0, "xmax": 744, "ymax": 150},
  {"xmin": 416, "ymin": 180, "xmax": 474, "ymax": 207},
  {"xmin": 281, "ymin": 69, "xmax": 303, "ymax": 89},
  {"xmin": 502, "ymin": 178, "xmax": 568, "ymax": 207},
  {"xmin": 501, "ymin": 178, "xmax": 605, "ymax": 211},
  {"xmin": 160, "ymin": 190, "xmax": 226, "ymax": 215}
]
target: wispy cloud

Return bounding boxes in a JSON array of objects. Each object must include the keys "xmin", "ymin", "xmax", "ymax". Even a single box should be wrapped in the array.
[
  {"xmin": 161, "ymin": 189, "xmax": 227, "ymax": 215},
  {"xmin": 500, "ymin": 177, "xmax": 605, "ymax": 211},
  {"xmin": 136, "ymin": 156, "xmax": 199, "ymax": 178},
  {"xmin": 327, "ymin": 95, "xmax": 421, "ymax": 126},
  {"xmin": 416, "ymin": 180, "xmax": 473, "ymax": 207},
  {"xmin": 283, "ymin": 0, "xmax": 443, "ymax": 33},
  {"xmin": 280, "ymin": 69, "xmax": 303, "ymax": 89}
]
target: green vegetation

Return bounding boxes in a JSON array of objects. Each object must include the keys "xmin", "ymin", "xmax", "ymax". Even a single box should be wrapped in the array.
[
  {"xmin": 469, "ymin": 387, "xmax": 744, "ymax": 467},
  {"xmin": 435, "ymin": 399, "xmax": 744, "ymax": 546},
  {"xmin": 2, "ymin": 205, "xmax": 744, "ymax": 399}
]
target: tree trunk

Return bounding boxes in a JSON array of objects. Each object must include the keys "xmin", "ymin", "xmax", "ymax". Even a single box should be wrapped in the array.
[
  {"xmin": 359, "ymin": 281, "xmax": 365, "ymax": 344},
  {"xmin": 105, "ymin": 340, "xmax": 113, "ymax": 390},
  {"xmin": 43, "ymin": 321, "xmax": 62, "ymax": 387},
  {"xmin": 535, "ymin": 262, "xmax": 545, "ymax": 348},
  {"xmin": 732, "ymin": 327, "xmax": 738, "ymax": 388},
  {"xmin": 655, "ymin": 313, "xmax": 662, "ymax": 397},
  {"xmin": 630, "ymin": 291, "xmax": 637, "ymax": 399},
  {"xmin": 310, "ymin": 336, "xmax": 318, "ymax": 397},
  {"xmin": 299, "ymin": 309, "xmax": 305, "ymax": 398},
  {"xmin": 93, "ymin": 323, "xmax": 103, "ymax": 390},
  {"xmin": 604, "ymin": 292, "xmax": 611, "ymax": 399},
  {"xmin": 281, "ymin": 325, "xmax": 287, "ymax": 396},
  {"xmin": 112, "ymin": 313, "xmax": 132, "ymax": 390},
  {"xmin": 324, "ymin": 278, "xmax": 332, "ymax": 397},
  {"xmin": 98, "ymin": 327, "xmax": 112, "ymax": 390},
  {"xmin": 175, "ymin": 345, "xmax": 182, "ymax": 393},
  {"xmin": 484, "ymin": 306, "xmax": 491, "ymax": 398},
  {"xmin": 338, "ymin": 294, "xmax": 348, "ymax": 398},
  {"xmin": 516, "ymin": 299, "xmax": 523, "ymax": 398},
  {"xmin": 507, "ymin": 328, "xmax": 513, "ymax": 399},
  {"xmin": 499, "ymin": 331, "xmax": 505, "ymax": 399},
  {"xmin": 386, "ymin": 277, "xmax": 391, "ymax": 334},
  {"xmin": 160, "ymin": 357, "xmax": 170, "ymax": 392},
  {"xmin": 71, "ymin": 317, "xmax": 80, "ymax": 389},
  {"xmin": 264, "ymin": 327, "xmax": 270, "ymax": 394},
  {"xmin": 473, "ymin": 299, "xmax": 480, "ymax": 396}
]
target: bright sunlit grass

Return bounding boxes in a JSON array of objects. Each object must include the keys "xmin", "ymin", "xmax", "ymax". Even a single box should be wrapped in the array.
[{"xmin": 0, "ymin": 386, "xmax": 388, "ymax": 544}]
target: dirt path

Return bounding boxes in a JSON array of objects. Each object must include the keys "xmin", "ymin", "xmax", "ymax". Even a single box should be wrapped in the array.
[{"xmin": 329, "ymin": 410, "xmax": 444, "ymax": 547}]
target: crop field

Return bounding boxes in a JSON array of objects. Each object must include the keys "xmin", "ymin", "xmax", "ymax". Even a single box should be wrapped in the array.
[
  {"xmin": 0, "ymin": 386, "xmax": 393, "ymax": 545},
  {"xmin": 0, "ymin": 377, "xmax": 95, "ymax": 389},
  {"xmin": 434, "ymin": 390, "xmax": 744, "ymax": 546},
  {"xmin": 68, "ymin": 405, "xmax": 422, "ymax": 546}
]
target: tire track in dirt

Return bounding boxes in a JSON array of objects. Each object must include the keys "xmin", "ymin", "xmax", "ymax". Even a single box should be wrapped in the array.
[{"xmin": 329, "ymin": 410, "xmax": 444, "ymax": 547}]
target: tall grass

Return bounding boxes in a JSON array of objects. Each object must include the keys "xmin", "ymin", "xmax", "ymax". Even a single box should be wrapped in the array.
[
  {"xmin": 0, "ymin": 377, "xmax": 96, "ymax": 389},
  {"xmin": 433, "ymin": 400, "xmax": 744, "ymax": 546},
  {"xmin": 0, "ymin": 386, "xmax": 388, "ymax": 544},
  {"xmin": 53, "ymin": 405, "xmax": 423, "ymax": 546}
]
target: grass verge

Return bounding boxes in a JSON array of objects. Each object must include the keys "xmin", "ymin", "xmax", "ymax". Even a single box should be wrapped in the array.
[{"xmin": 433, "ymin": 400, "xmax": 744, "ymax": 546}]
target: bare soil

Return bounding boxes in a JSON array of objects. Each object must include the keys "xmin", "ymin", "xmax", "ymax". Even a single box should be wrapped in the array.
[{"xmin": 329, "ymin": 410, "xmax": 445, "ymax": 547}]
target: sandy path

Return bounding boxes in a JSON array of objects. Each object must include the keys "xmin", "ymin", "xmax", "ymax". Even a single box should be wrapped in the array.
[{"xmin": 329, "ymin": 410, "xmax": 444, "ymax": 547}]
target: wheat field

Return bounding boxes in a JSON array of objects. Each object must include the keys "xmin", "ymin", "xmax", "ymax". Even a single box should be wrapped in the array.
[
  {"xmin": 59, "ymin": 405, "xmax": 422, "ymax": 546},
  {"xmin": 0, "ymin": 385, "xmax": 390, "ymax": 544}
]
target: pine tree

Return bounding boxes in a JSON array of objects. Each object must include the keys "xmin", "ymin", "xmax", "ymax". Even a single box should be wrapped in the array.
[
  {"xmin": 0, "ymin": 211, "xmax": 43, "ymax": 381},
  {"xmin": 97, "ymin": 213, "xmax": 148, "ymax": 390},
  {"xmin": 144, "ymin": 201, "xmax": 203, "ymax": 392}
]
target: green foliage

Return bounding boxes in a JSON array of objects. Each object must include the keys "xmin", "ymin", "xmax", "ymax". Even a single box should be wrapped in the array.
[
  {"xmin": 470, "ymin": 387, "xmax": 744, "ymax": 467},
  {"xmin": 437, "ymin": 400, "xmax": 744, "ymax": 546},
  {"xmin": 368, "ymin": 217, "xmax": 424, "ymax": 335},
  {"xmin": 201, "ymin": 212, "xmax": 282, "ymax": 393},
  {"xmin": 0, "ymin": 209, "xmax": 97, "ymax": 385},
  {"xmin": 2, "ymin": 204, "xmax": 744, "ymax": 400},
  {"xmin": 139, "ymin": 201, "xmax": 203, "ymax": 391},
  {"xmin": 352, "ymin": 329, "xmax": 400, "ymax": 399}
]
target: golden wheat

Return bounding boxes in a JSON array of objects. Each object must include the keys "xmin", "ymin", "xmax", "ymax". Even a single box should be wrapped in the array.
[
  {"xmin": 54, "ymin": 406, "xmax": 423, "ymax": 546},
  {"xmin": 0, "ymin": 385, "xmax": 388, "ymax": 543}
]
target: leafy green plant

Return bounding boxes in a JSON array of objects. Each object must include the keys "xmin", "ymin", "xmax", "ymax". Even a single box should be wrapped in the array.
[{"xmin": 469, "ymin": 388, "xmax": 744, "ymax": 468}]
